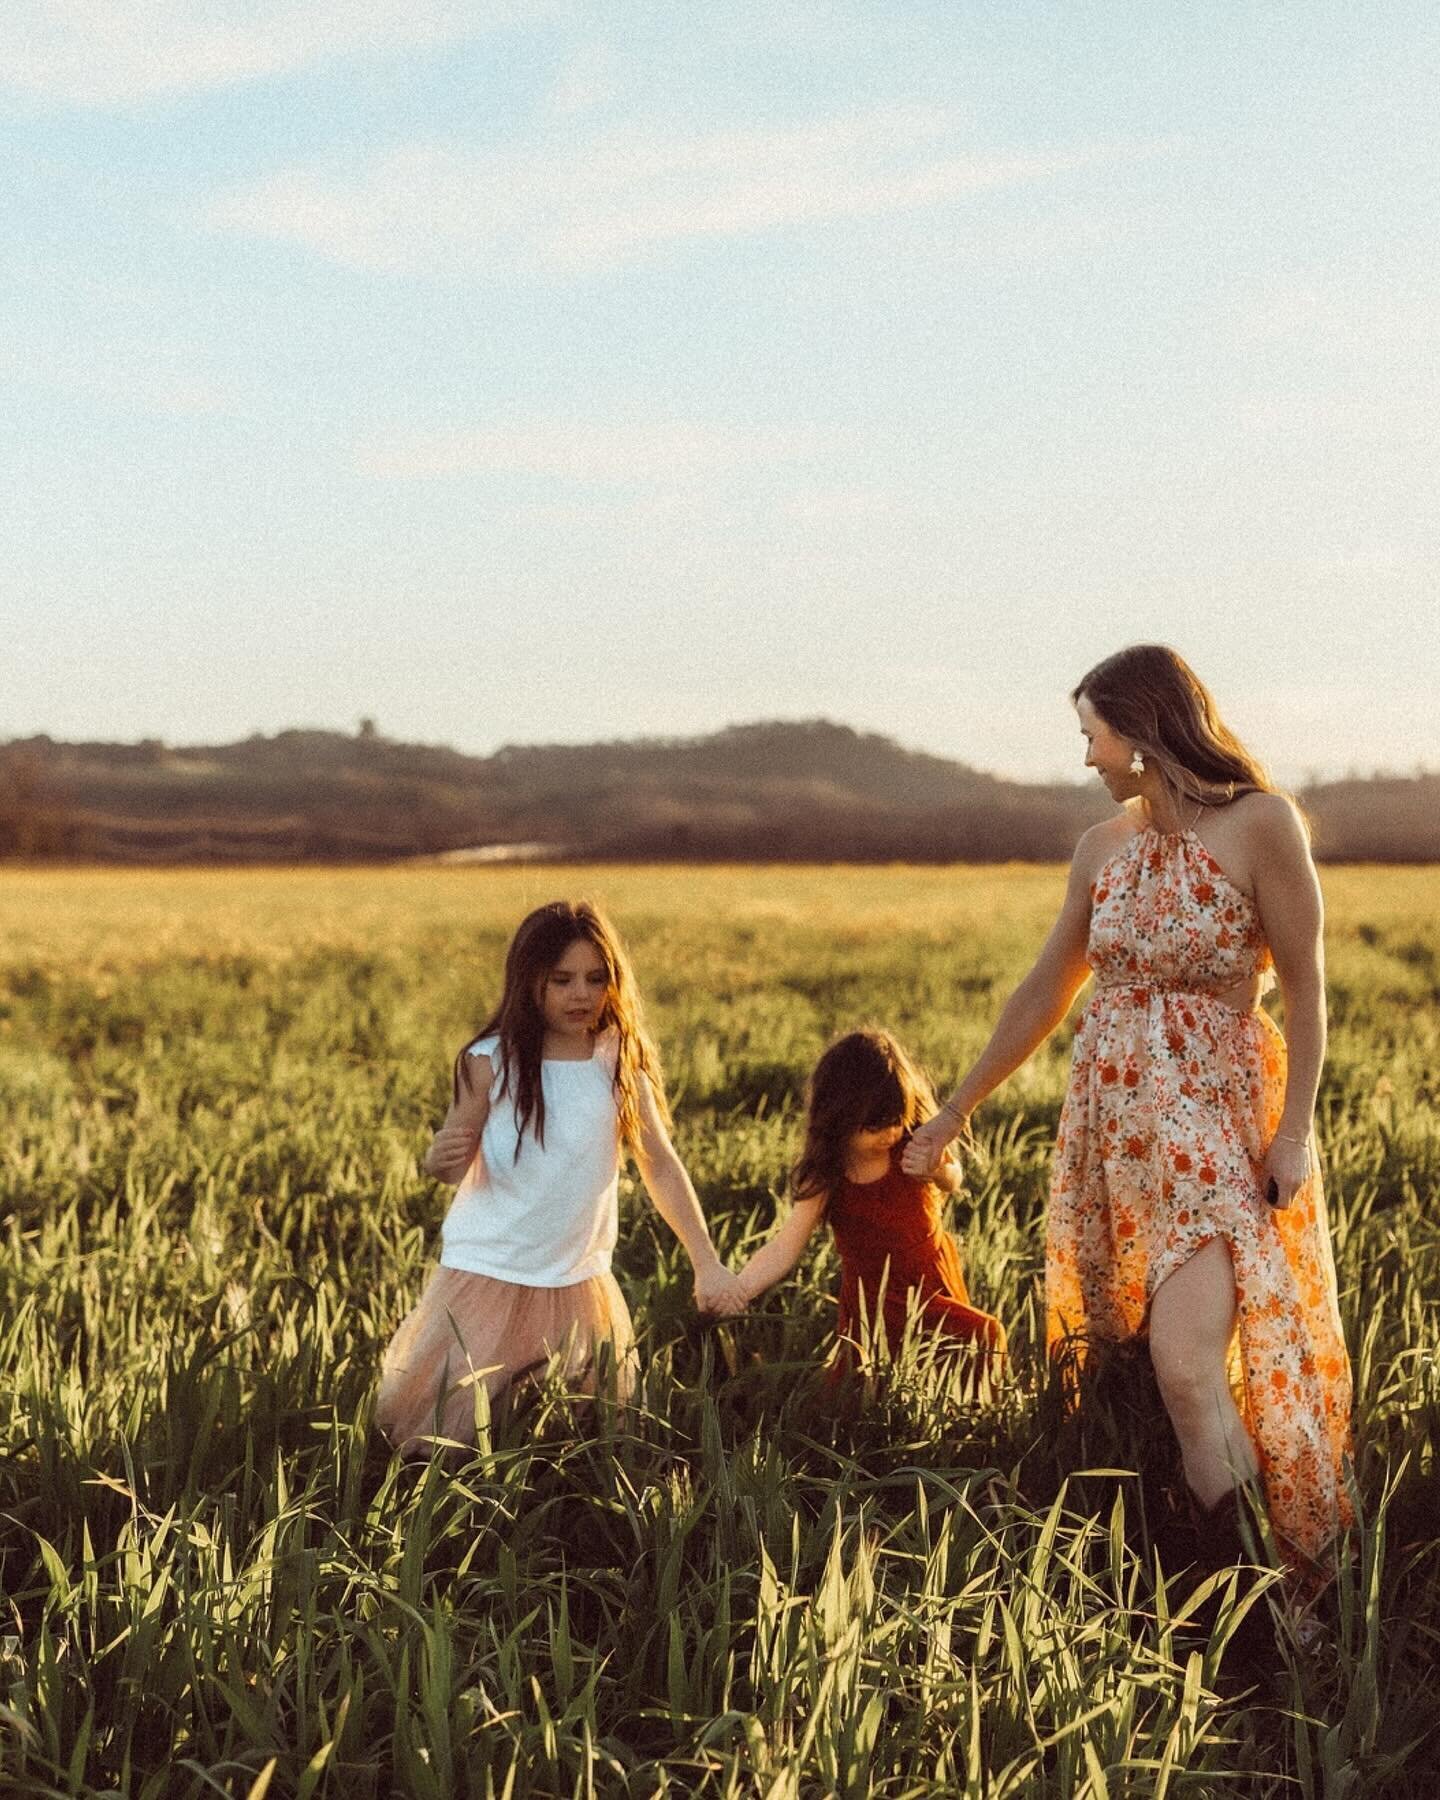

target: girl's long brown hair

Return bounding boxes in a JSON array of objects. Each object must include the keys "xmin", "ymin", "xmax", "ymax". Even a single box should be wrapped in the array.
[
  {"xmin": 792, "ymin": 1030, "xmax": 938, "ymax": 1205},
  {"xmin": 457, "ymin": 900, "xmax": 668, "ymax": 1157},
  {"xmin": 1072, "ymin": 644, "xmax": 1279, "ymax": 808}
]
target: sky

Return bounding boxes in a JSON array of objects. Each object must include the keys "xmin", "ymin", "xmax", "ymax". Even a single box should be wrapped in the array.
[{"xmin": 3, "ymin": 1, "xmax": 1437, "ymax": 784}]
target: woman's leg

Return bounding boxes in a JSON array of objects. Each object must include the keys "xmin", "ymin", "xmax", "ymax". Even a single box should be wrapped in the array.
[{"xmin": 1148, "ymin": 1237, "xmax": 1260, "ymax": 1506}]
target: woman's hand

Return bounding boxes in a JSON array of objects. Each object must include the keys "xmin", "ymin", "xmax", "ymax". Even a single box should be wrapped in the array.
[
  {"xmin": 1261, "ymin": 1130, "xmax": 1313, "ymax": 1210},
  {"xmin": 901, "ymin": 1111, "xmax": 965, "ymax": 1178}
]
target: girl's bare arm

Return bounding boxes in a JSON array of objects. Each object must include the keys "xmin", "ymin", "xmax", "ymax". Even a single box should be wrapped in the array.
[
  {"xmin": 422, "ymin": 1052, "xmax": 492, "ymax": 1184},
  {"xmin": 734, "ymin": 1195, "xmax": 828, "ymax": 1303},
  {"xmin": 633, "ymin": 1076, "xmax": 735, "ymax": 1309}
]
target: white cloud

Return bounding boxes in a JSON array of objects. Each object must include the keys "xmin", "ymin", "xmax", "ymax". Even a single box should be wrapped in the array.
[
  {"xmin": 779, "ymin": 484, "xmax": 944, "ymax": 525},
  {"xmin": 0, "ymin": 338, "xmax": 243, "ymax": 417},
  {"xmin": 1228, "ymin": 279, "xmax": 1440, "ymax": 360},
  {"xmin": 546, "ymin": 41, "xmax": 616, "ymax": 118},
  {"xmin": 357, "ymin": 418, "xmax": 828, "ymax": 481},
  {"xmin": 1235, "ymin": 389, "xmax": 1435, "ymax": 444},
  {"xmin": 0, "ymin": 1, "xmax": 548, "ymax": 107},
  {"xmin": 209, "ymin": 107, "xmax": 1155, "ymax": 274}
]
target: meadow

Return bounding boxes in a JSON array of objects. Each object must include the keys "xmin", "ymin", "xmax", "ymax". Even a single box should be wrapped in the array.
[{"xmin": 2, "ymin": 862, "xmax": 1438, "ymax": 1799}]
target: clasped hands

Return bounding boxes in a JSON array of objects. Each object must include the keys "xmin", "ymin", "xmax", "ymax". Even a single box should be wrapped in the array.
[
  {"xmin": 693, "ymin": 1260, "xmax": 750, "ymax": 1320},
  {"xmin": 900, "ymin": 1104, "xmax": 971, "ymax": 1179}
]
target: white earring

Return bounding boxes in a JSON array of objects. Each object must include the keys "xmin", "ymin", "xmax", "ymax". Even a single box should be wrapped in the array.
[{"xmin": 1129, "ymin": 750, "xmax": 1146, "ymax": 776}]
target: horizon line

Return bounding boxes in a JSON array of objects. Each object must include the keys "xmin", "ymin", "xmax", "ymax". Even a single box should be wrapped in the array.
[{"xmin": 4, "ymin": 716, "xmax": 1435, "ymax": 793}]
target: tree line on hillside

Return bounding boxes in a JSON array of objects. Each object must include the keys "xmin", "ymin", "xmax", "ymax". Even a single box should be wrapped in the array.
[{"xmin": 1, "ymin": 723, "xmax": 1437, "ymax": 863}]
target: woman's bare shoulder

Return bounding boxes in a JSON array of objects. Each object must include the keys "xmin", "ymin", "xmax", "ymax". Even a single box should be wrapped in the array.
[
  {"xmin": 1073, "ymin": 809, "xmax": 1141, "ymax": 882},
  {"xmin": 1227, "ymin": 789, "xmax": 1308, "ymax": 850},
  {"xmin": 1200, "ymin": 791, "xmax": 1311, "ymax": 898}
]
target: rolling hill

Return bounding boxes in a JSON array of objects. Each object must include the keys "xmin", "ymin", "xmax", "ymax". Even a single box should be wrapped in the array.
[{"xmin": 1, "ymin": 721, "xmax": 1435, "ymax": 862}]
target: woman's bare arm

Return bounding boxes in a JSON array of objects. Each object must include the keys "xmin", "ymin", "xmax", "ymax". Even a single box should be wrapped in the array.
[
  {"xmin": 902, "ymin": 827, "xmax": 1108, "ymax": 1173},
  {"xmin": 1248, "ymin": 795, "xmax": 1327, "ymax": 1207},
  {"xmin": 423, "ymin": 1052, "xmax": 492, "ymax": 1184}
]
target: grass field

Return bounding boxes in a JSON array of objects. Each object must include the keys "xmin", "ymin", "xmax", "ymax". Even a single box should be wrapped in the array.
[{"xmin": 2, "ymin": 863, "xmax": 1438, "ymax": 1798}]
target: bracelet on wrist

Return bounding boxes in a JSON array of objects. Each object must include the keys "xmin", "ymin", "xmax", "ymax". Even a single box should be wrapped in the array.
[{"xmin": 1274, "ymin": 1131, "xmax": 1311, "ymax": 1147}]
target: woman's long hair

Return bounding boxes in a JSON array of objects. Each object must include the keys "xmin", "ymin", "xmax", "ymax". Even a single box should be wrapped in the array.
[
  {"xmin": 457, "ymin": 900, "xmax": 668, "ymax": 1156},
  {"xmin": 792, "ymin": 1030, "xmax": 938, "ymax": 1206},
  {"xmin": 1072, "ymin": 643, "xmax": 1279, "ymax": 807}
]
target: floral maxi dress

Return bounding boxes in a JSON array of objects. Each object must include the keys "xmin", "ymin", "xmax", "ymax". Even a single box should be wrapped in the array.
[{"xmin": 1047, "ymin": 825, "xmax": 1352, "ymax": 1568}]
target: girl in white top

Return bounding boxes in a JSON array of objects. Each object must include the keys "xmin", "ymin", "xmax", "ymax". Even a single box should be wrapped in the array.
[{"xmin": 376, "ymin": 899, "xmax": 739, "ymax": 1455}]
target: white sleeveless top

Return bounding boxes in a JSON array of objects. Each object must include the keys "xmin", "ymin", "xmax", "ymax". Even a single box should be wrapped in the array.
[{"xmin": 439, "ymin": 1032, "xmax": 621, "ymax": 1287}]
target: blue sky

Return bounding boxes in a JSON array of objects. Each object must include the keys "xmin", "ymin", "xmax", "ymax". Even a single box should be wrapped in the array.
[{"xmin": 4, "ymin": 2, "xmax": 1437, "ymax": 782}]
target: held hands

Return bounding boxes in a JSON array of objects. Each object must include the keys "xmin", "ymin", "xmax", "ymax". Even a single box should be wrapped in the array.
[
  {"xmin": 1261, "ymin": 1129, "xmax": 1313, "ymax": 1211},
  {"xmin": 900, "ymin": 1107, "xmax": 968, "ymax": 1179},
  {"xmin": 708, "ymin": 1275, "xmax": 750, "ymax": 1319},
  {"xmin": 693, "ymin": 1258, "xmax": 749, "ymax": 1319}
]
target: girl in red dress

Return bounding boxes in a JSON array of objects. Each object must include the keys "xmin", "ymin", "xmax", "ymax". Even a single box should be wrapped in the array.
[{"xmin": 725, "ymin": 1030, "xmax": 1006, "ymax": 1382}]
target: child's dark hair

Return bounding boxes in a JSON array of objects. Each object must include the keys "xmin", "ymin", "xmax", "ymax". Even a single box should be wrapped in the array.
[
  {"xmin": 791, "ymin": 1029, "xmax": 939, "ymax": 1204},
  {"xmin": 457, "ymin": 899, "xmax": 669, "ymax": 1156}
]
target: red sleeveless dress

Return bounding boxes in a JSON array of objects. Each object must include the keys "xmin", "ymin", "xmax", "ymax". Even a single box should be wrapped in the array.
[{"xmin": 827, "ymin": 1151, "xmax": 1006, "ymax": 1372}]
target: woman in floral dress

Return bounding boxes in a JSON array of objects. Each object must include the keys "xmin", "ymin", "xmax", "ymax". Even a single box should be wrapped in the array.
[{"xmin": 905, "ymin": 644, "xmax": 1352, "ymax": 1588}]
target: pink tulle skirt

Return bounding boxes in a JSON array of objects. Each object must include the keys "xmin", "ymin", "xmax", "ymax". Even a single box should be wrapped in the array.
[{"xmin": 375, "ymin": 1264, "xmax": 636, "ymax": 1454}]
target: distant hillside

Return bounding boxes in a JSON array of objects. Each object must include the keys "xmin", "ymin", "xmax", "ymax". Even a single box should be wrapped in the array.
[{"xmin": 1, "ymin": 722, "xmax": 1435, "ymax": 862}]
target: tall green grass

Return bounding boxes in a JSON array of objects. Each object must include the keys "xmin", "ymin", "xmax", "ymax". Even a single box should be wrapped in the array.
[{"xmin": 2, "ymin": 865, "xmax": 1437, "ymax": 1796}]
